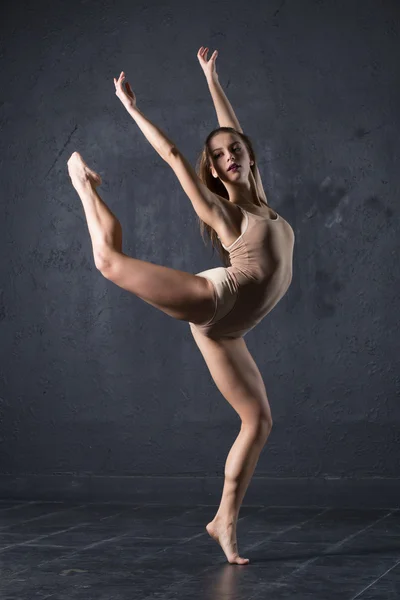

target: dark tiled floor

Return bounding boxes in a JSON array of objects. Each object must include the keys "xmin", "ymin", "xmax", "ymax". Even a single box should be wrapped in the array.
[{"xmin": 0, "ymin": 501, "xmax": 399, "ymax": 599}]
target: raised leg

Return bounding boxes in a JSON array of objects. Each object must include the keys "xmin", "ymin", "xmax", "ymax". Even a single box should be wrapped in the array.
[
  {"xmin": 190, "ymin": 325, "xmax": 273, "ymax": 565},
  {"xmin": 67, "ymin": 153, "xmax": 122, "ymax": 266},
  {"xmin": 67, "ymin": 152, "xmax": 216, "ymax": 324}
]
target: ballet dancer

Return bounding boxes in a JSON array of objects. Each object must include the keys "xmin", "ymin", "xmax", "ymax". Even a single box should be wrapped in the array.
[{"xmin": 67, "ymin": 46, "xmax": 295, "ymax": 565}]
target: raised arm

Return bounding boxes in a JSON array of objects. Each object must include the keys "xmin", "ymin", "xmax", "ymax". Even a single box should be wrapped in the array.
[
  {"xmin": 113, "ymin": 71, "xmax": 222, "ymax": 229},
  {"xmin": 198, "ymin": 47, "xmax": 243, "ymax": 133},
  {"xmin": 197, "ymin": 48, "xmax": 268, "ymax": 204},
  {"xmin": 114, "ymin": 72, "xmax": 175, "ymax": 162}
]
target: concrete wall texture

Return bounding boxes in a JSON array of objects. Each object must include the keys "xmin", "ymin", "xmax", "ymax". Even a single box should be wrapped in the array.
[{"xmin": 0, "ymin": 0, "xmax": 399, "ymax": 505}]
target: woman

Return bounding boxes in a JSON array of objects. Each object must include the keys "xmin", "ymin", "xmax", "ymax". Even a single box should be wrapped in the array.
[{"xmin": 67, "ymin": 47, "xmax": 295, "ymax": 565}]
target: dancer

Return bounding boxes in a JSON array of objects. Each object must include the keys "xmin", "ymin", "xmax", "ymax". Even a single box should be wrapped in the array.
[{"xmin": 67, "ymin": 47, "xmax": 295, "ymax": 565}]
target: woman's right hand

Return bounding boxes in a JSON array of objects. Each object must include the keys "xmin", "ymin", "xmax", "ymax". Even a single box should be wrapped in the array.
[{"xmin": 197, "ymin": 46, "xmax": 219, "ymax": 81}]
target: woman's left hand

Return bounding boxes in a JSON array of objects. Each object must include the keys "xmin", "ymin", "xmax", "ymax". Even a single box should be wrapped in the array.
[{"xmin": 114, "ymin": 71, "xmax": 137, "ymax": 109}]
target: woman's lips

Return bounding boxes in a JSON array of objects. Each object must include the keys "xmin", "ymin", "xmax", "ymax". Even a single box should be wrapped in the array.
[{"xmin": 229, "ymin": 165, "xmax": 240, "ymax": 172}]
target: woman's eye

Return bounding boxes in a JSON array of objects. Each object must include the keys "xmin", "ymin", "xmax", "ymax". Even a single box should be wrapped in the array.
[{"xmin": 214, "ymin": 147, "xmax": 240, "ymax": 159}]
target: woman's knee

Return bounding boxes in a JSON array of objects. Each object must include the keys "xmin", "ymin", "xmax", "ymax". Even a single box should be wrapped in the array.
[
  {"xmin": 241, "ymin": 414, "xmax": 272, "ymax": 442},
  {"xmin": 240, "ymin": 392, "xmax": 273, "ymax": 435}
]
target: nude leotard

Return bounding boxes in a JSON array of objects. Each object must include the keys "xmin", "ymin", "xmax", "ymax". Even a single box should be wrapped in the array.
[{"xmin": 189, "ymin": 205, "xmax": 295, "ymax": 340}]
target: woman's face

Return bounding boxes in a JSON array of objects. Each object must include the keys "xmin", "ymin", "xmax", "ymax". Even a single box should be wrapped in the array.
[{"xmin": 209, "ymin": 133, "xmax": 253, "ymax": 181}]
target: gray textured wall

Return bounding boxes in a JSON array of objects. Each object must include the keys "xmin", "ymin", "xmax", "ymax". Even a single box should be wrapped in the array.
[{"xmin": 0, "ymin": 0, "xmax": 399, "ymax": 505}]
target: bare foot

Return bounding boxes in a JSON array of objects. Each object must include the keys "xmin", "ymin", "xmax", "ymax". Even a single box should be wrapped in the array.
[
  {"xmin": 67, "ymin": 152, "xmax": 102, "ymax": 189},
  {"xmin": 206, "ymin": 517, "xmax": 250, "ymax": 564}
]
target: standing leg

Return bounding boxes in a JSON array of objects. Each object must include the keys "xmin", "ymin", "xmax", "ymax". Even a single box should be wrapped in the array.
[
  {"xmin": 67, "ymin": 152, "xmax": 216, "ymax": 324},
  {"xmin": 190, "ymin": 325, "xmax": 273, "ymax": 565}
]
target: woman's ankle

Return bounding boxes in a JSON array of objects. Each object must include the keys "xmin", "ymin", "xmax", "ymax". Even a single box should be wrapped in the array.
[{"xmin": 214, "ymin": 510, "xmax": 238, "ymax": 525}]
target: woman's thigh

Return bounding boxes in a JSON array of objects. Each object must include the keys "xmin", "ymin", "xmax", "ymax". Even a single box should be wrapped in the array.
[
  {"xmin": 102, "ymin": 253, "xmax": 217, "ymax": 324},
  {"xmin": 190, "ymin": 326, "xmax": 272, "ymax": 426}
]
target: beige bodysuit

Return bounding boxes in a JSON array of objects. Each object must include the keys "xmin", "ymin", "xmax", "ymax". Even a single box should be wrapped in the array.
[{"xmin": 189, "ymin": 205, "xmax": 295, "ymax": 340}]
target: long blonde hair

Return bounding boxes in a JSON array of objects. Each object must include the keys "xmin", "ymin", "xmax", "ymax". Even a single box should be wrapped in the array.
[{"xmin": 195, "ymin": 127, "xmax": 269, "ymax": 266}]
